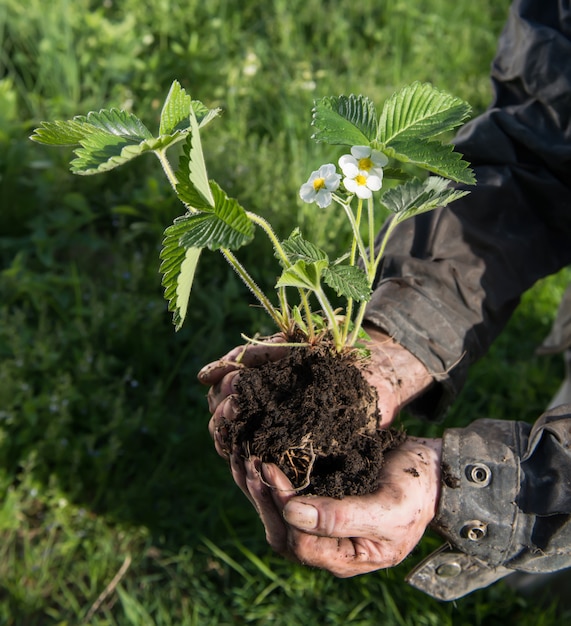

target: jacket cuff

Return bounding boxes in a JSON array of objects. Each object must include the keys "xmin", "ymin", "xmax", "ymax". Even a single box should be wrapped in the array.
[
  {"xmin": 406, "ymin": 419, "xmax": 530, "ymax": 600},
  {"xmin": 432, "ymin": 419, "xmax": 526, "ymax": 565},
  {"xmin": 405, "ymin": 544, "xmax": 513, "ymax": 601}
]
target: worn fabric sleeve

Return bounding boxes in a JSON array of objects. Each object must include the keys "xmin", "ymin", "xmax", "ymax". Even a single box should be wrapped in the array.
[
  {"xmin": 406, "ymin": 407, "xmax": 571, "ymax": 600},
  {"xmin": 364, "ymin": 0, "xmax": 571, "ymax": 418}
]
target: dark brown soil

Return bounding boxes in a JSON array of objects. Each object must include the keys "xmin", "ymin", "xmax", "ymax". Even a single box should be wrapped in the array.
[{"xmin": 227, "ymin": 345, "xmax": 406, "ymax": 498}]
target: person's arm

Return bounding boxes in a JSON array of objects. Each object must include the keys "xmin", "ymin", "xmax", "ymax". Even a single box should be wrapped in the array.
[{"xmin": 365, "ymin": 0, "xmax": 571, "ymax": 419}]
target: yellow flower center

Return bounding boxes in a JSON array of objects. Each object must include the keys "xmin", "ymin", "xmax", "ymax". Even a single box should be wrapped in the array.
[
  {"xmin": 355, "ymin": 174, "xmax": 367, "ymax": 186},
  {"xmin": 313, "ymin": 177, "xmax": 326, "ymax": 191},
  {"xmin": 358, "ymin": 156, "xmax": 373, "ymax": 171}
]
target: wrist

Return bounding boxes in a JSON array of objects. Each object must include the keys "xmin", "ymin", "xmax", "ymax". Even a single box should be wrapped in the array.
[
  {"xmin": 411, "ymin": 437, "xmax": 443, "ymax": 522},
  {"xmin": 362, "ymin": 324, "xmax": 434, "ymax": 425}
]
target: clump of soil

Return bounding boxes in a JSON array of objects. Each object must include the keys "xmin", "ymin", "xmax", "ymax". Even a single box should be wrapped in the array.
[{"xmin": 228, "ymin": 345, "xmax": 406, "ymax": 498}]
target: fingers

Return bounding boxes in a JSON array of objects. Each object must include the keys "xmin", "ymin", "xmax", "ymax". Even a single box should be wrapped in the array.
[
  {"xmin": 197, "ymin": 335, "xmax": 289, "ymax": 385},
  {"xmin": 206, "ymin": 369, "xmax": 240, "ymax": 414},
  {"xmin": 246, "ymin": 461, "xmax": 294, "ymax": 556},
  {"xmin": 208, "ymin": 395, "xmax": 239, "ymax": 457},
  {"xmin": 283, "ymin": 495, "xmax": 384, "ymax": 539}
]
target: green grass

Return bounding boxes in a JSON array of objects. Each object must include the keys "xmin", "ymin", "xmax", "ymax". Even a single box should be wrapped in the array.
[{"xmin": 1, "ymin": 0, "xmax": 570, "ymax": 623}]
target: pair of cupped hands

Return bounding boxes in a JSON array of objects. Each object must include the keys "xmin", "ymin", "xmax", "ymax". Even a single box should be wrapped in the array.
[{"xmin": 198, "ymin": 325, "xmax": 442, "ymax": 576}]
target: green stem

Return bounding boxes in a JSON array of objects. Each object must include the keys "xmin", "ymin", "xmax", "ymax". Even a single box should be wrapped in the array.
[
  {"xmin": 247, "ymin": 211, "xmax": 323, "ymax": 334},
  {"xmin": 156, "ymin": 150, "xmax": 180, "ymax": 195},
  {"xmin": 299, "ymin": 290, "xmax": 316, "ymax": 342},
  {"xmin": 335, "ymin": 195, "xmax": 368, "ymax": 265},
  {"xmin": 373, "ymin": 212, "xmax": 399, "ymax": 276},
  {"xmin": 314, "ymin": 287, "xmax": 342, "ymax": 350},
  {"xmin": 221, "ymin": 249, "xmax": 286, "ymax": 330},
  {"xmin": 340, "ymin": 197, "xmax": 364, "ymax": 345},
  {"xmin": 347, "ymin": 300, "xmax": 369, "ymax": 347},
  {"xmin": 367, "ymin": 196, "xmax": 376, "ymax": 272},
  {"xmin": 155, "ymin": 149, "xmax": 199, "ymax": 214},
  {"xmin": 246, "ymin": 212, "xmax": 291, "ymax": 268},
  {"xmin": 348, "ymin": 213, "xmax": 400, "ymax": 347}
]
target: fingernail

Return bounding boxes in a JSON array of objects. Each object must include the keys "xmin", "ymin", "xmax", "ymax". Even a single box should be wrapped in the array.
[
  {"xmin": 228, "ymin": 395, "xmax": 240, "ymax": 417},
  {"xmin": 197, "ymin": 364, "xmax": 213, "ymax": 381},
  {"xmin": 230, "ymin": 373, "xmax": 240, "ymax": 394},
  {"xmin": 283, "ymin": 501, "xmax": 318, "ymax": 530}
]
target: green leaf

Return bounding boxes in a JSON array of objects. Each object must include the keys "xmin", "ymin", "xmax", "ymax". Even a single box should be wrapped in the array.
[
  {"xmin": 176, "ymin": 182, "xmax": 254, "ymax": 250},
  {"xmin": 29, "ymin": 119, "xmax": 97, "ymax": 146},
  {"xmin": 30, "ymin": 108, "xmax": 153, "ymax": 154},
  {"xmin": 30, "ymin": 87, "xmax": 221, "ymax": 177},
  {"xmin": 192, "ymin": 100, "xmax": 222, "ymax": 128},
  {"xmin": 381, "ymin": 138, "xmax": 475, "ymax": 184},
  {"xmin": 176, "ymin": 107, "xmax": 215, "ymax": 207},
  {"xmin": 175, "ymin": 134, "xmax": 215, "ymax": 210},
  {"xmin": 323, "ymin": 265, "xmax": 371, "ymax": 302},
  {"xmin": 30, "ymin": 108, "xmax": 190, "ymax": 175},
  {"xmin": 290, "ymin": 305, "xmax": 308, "ymax": 335},
  {"xmin": 382, "ymin": 176, "xmax": 470, "ymax": 223},
  {"xmin": 311, "ymin": 95, "xmax": 377, "ymax": 146},
  {"xmin": 159, "ymin": 80, "xmax": 192, "ymax": 136},
  {"xmin": 281, "ymin": 228, "xmax": 328, "ymax": 266},
  {"xmin": 378, "ymin": 82, "xmax": 471, "ymax": 143},
  {"xmin": 160, "ymin": 229, "xmax": 202, "ymax": 330},
  {"xmin": 276, "ymin": 259, "xmax": 329, "ymax": 291},
  {"xmin": 375, "ymin": 82, "xmax": 474, "ymax": 184}
]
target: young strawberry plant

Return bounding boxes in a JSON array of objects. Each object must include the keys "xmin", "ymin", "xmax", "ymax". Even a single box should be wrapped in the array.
[{"xmin": 31, "ymin": 80, "xmax": 474, "ymax": 496}]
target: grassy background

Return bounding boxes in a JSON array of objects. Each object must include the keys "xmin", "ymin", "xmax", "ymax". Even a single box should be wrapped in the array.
[{"xmin": 1, "ymin": 0, "xmax": 570, "ymax": 623}]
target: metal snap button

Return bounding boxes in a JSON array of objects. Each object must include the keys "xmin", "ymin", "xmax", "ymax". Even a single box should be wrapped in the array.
[
  {"xmin": 461, "ymin": 520, "xmax": 488, "ymax": 541},
  {"xmin": 466, "ymin": 463, "xmax": 492, "ymax": 487},
  {"xmin": 435, "ymin": 561, "xmax": 462, "ymax": 578}
]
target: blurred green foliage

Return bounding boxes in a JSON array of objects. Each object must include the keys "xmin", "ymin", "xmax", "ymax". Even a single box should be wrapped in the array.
[{"xmin": 1, "ymin": 0, "xmax": 570, "ymax": 624}]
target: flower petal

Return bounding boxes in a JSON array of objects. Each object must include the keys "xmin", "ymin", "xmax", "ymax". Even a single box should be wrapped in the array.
[
  {"xmin": 299, "ymin": 183, "xmax": 316, "ymax": 203},
  {"xmin": 372, "ymin": 150, "xmax": 389, "ymax": 167},
  {"xmin": 315, "ymin": 190, "xmax": 332, "ymax": 208},
  {"xmin": 343, "ymin": 178, "xmax": 358, "ymax": 194},
  {"xmin": 367, "ymin": 175, "xmax": 383, "ymax": 191},
  {"xmin": 355, "ymin": 185, "xmax": 372, "ymax": 199},
  {"xmin": 340, "ymin": 161, "xmax": 359, "ymax": 178},
  {"xmin": 324, "ymin": 173, "xmax": 341, "ymax": 190},
  {"xmin": 319, "ymin": 163, "xmax": 337, "ymax": 177},
  {"xmin": 351, "ymin": 145, "xmax": 372, "ymax": 159}
]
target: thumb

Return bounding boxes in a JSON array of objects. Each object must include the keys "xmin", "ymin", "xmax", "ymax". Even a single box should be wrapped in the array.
[{"xmin": 283, "ymin": 496, "xmax": 377, "ymax": 538}]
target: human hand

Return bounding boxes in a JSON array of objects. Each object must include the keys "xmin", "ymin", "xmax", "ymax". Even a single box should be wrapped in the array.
[
  {"xmin": 238, "ymin": 436, "xmax": 442, "ymax": 576},
  {"xmin": 359, "ymin": 324, "xmax": 434, "ymax": 427},
  {"xmin": 198, "ymin": 333, "xmax": 440, "ymax": 576},
  {"xmin": 197, "ymin": 334, "xmax": 289, "ymax": 457},
  {"xmin": 198, "ymin": 325, "xmax": 434, "ymax": 454}
]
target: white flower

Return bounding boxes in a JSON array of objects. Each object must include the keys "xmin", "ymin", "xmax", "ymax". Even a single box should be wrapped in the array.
[
  {"xmin": 338, "ymin": 146, "xmax": 388, "ymax": 199},
  {"xmin": 339, "ymin": 145, "xmax": 389, "ymax": 179},
  {"xmin": 299, "ymin": 164, "xmax": 341, "ymax": 208}
]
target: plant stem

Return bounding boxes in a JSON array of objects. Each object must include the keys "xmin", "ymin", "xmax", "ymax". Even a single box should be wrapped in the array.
[
  {"xmin": 340, "ymin": 197, "xmax": 363, "ymax": 345},
  {"xmin": 155, "ymin": 150, "xmax": 288, "ymax": 333},
  {"xmin": 335, "ymin": 195, "xmax": 368, "ymax": 265},
  {"xmin": 367, "ymin": 196, "xmax": 376, "ymax": 271},
  {"xmin": 314, "ymin": 286, "xmax": 342, "ymax": 350},
  {"xmin": 348, "ymin": 211, "xmax": 399, "ymax": 347},
  {"xmin": 155, "ymin": 149, "xmax": 204, "ymax": 220},
  {"xmin": 221, "ymin": 249, "xmax": 286, "ymax": 330},
  {"xmin": 373, "ymin": 212, "xmax": 399, "ymax": 275},
  {"xmin": 156, "ymin": 149, "xmax": 184, "ymax": 200},
  {"xmin": 246, "ymin": 212, "xmax": 290, "ymax": 268}
]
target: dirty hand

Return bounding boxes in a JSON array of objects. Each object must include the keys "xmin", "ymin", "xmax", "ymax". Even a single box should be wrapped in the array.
[
  {"xmin": 235, "ymin": 436, "xmax": 442, "ymax": 576},
  {"xmin": 198, "ymin": 324, "xmax": 434, "ymax": 451},
  {"xmin": 197, "ymin": 334, "xmax": 290, "ymax": 457}
]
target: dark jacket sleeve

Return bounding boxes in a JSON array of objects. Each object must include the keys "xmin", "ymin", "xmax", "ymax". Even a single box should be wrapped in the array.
[
  {"xmin": 364, "ymin": 0, "xmax": 571, "ymax": 418},
  {"xmin": 406, "ymin": 407, "xmax": 571, "ymax": 600}
]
